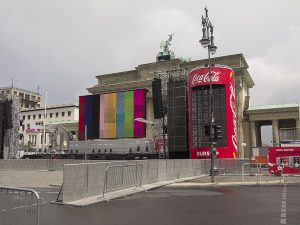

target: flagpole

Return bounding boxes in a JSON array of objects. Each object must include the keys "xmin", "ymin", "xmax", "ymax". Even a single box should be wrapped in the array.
[{"xmin": 42, "ymin": 90, "xmax": 47, "ymax": 153}]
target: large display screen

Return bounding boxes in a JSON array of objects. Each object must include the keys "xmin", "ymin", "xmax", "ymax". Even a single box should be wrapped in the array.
[{"xmin": 78, "ymin": 89, "xmax": 146, "ymax": 140}]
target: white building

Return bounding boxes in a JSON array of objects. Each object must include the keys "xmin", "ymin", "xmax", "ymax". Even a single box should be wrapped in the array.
[
  {"xmin": 0, "ymin": 86, "xmax": 42, "ymax": 109},
  {"xmin": 20, "ymin": 103, "xmax": 79, "ymax": 152}
]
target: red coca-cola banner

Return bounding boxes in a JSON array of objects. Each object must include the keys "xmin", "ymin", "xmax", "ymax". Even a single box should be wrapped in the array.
[{"xmin": 188, "ymin": 66, "xmax": 237, "ymax": 159}]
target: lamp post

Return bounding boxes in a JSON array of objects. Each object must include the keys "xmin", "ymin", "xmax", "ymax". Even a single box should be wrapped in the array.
[{"xmin": 199, "ymin": 7, "xmax": 218, "ymax": 183}]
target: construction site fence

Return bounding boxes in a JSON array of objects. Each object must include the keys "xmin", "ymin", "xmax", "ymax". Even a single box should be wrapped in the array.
[
  {"xmin": 241, "ymin": 163, "xmax": 300, "ymax": 185},
  {"xmin": 0, "ymin": 187, "xmax": 40, "ymax": 225},
  {"xmin": 62, "ymin": 159, "xmax": 251, "ymax": 203}
]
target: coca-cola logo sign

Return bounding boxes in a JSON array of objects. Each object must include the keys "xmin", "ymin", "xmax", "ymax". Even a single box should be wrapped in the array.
[
  {"xmin": 191, "ymin": 71, "xmax": 220, "ymax": 85},
  {"xmin": 230, "ymin": 82, "xmax": 238, "ymax": 151}
]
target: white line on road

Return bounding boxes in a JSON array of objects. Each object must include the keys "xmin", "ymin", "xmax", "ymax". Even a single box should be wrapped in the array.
[{"xmin": 280, "ymin": 185, "xmax": 287, "ymax": 224}]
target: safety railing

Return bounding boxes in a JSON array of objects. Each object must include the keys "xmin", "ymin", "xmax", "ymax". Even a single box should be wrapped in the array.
[
  {"xmin": 217, "ymin": 159, "xmax": 250, "ymax": 175},
  {"xmin": 277, "ymin": 164, "xmax": 300, "ymax": 184},
  {"xmin": 103, "ymin": 164, "xmax": 144, "ymax": 201},
  {"xmin": 242, "ymin": 163, "xmax": 275, "ymax": 185},
  {"xmin": 0, "ymin": 187, "xmax": 40, "ymax": 225}
]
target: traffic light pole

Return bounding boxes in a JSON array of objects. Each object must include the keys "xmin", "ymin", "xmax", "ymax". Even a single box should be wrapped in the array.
[
  {"xmin": 208, "ymin": 53, "xmax": 215, "ymax": 183},
  {"xmin": 200, "ymin": 7, "xmax": 218, "ymax": 183}
]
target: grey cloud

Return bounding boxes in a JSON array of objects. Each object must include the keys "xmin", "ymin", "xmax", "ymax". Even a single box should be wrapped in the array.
[{"xmin": 0, "ymin": 0, "xmax": 299, "ymax": 106}]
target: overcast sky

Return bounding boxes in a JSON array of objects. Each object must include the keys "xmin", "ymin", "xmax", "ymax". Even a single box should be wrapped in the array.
[{"xmin": 0, "ymin": 0, "xmax": 299, "ymax": 107}]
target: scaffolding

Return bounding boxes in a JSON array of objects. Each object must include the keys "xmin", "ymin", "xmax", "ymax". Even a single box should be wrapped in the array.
[
  {"xmin": 0, "ymin": 94, "xmax": 21, "ymax": 159},
  {"xmin": 153, "ymin": 68, "xmax": 188, "ymax": 158}
]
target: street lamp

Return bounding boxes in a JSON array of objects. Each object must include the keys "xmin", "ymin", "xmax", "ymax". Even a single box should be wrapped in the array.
[{"xmin": 199, "ymin": 7, "xmax": 218, "ymax": 183}]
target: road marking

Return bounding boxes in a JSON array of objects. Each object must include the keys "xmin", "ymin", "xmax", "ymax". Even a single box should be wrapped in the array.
[{"xmin": 280, "ymin": 185, "xmax": 287, "ymax": 224}]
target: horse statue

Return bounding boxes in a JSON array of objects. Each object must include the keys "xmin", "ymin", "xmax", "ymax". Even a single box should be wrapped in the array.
[{"xmin": 156, "ymin": 34, "xmax": 175, "ymax": 62}]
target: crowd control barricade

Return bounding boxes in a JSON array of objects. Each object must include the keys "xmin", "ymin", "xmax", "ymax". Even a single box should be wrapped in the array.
[
  {"xmin": 0, "ymin": 187, "xmax": 40, "ymax": 225},
  {"xmin": 103, "ymin": 164, "xmax": 144, "ymax": 201},
  {"xmin": 218, "ymin": 159, "xmax": 249, "ymax": 175},
  {"xmin": 242, "ymin": 163, "xmax": 280, "ymax": 185}
]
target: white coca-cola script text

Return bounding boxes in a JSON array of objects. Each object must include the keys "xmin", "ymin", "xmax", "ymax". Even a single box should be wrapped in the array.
[{"xmin": 191, "ymin": 71, "xmax": 220, "ymax": 85}]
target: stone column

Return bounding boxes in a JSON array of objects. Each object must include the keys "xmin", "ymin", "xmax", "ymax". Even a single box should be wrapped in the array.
[
  {"xmin": 296, "ymin": 119, "xmax": 300, "ymax": 141},
  {"xmin": 249, "ymin": 121, "xmax": 257, "ymax": 148},
  {"xmin": 296, "ymin": 119, "xmax": 300, "ymax": 129},
  {"xmin": 272, "ymin": 120, "xmax": 280, "ymax": 147}
]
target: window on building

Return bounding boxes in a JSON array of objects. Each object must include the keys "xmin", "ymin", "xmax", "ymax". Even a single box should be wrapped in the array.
[
  {"xmin": 27, "ymin": 123, "xmax": 30, "ymax": 129},
  {"xmin": 33, "ymin": 115, "xmax": 36, "ymax": 120},
  {"xmin": 50, "ymin": 113, "xmax": 53, "ymax": 118},
  {"xmin": 68, "ymin": 111, "xmax": 71, "ymax": 117},
  {"xmin": 56, "ymin": 112, "xmax": 59, "ymax": 117},
  {"xmin": 23, "ymin": 115, "xmax": 25, "ymax": 120},
  {"xmin": 39, "ymin": 114, "xmax": 41, "ymax": 119},
  {"xmin": 22, "ymin": 125, "xmax": 25, "ymax": 132},
  {"xmin": 62, "ymin": 112, "xmax": 65, "ymax": 117},
  {"xmin": 27, "ymin": 115, "xmax": 30, "ymax": 120}
]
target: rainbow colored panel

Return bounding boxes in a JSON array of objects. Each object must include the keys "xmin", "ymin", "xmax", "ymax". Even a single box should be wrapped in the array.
[
  {"xmin": 99, "ymin": 94, "xmax": 108, "ymax": 138},
  {"xmin": 79, "ymin": 89, "xmax": 146, "ymax": 139},
  {"xmin": 116, "ymin": 92, "xmax": 125, "ymax": 138},
  {"xmin": 78, "ymin": 96, "xmax": 86, "ymax": 140},
  {"xmin": 134, "ymin": 89, "xmax": 146, "ymax": 137},
  {"xmin": 107, "ymin": 93, "xmax": 117, "ymax": 138},
  {"xmin": 124, "ymin": 91, "xmax": 134, "ymax": 137}
]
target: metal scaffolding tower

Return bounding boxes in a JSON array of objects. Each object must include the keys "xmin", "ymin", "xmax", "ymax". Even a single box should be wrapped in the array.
[
  {"xmin": 0, "ymin": 94, "xmax": 21, "ymax": 159},
  {"xmin": 153, "ymin": 68, "xmax": 188, "ymax": 159}
]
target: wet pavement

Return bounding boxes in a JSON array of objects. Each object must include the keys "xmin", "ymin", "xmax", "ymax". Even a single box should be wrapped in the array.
[
  {"xmin": 36, "ymin": 184, "xmax": 300, "ymax": 225},
  {"xmin": 1, "ymin": 170, "xmax": 300, "ymax": 225}
]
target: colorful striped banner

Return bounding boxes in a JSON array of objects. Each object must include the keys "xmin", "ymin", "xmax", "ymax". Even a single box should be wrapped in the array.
[{"xmin": 79, "ymin": 89, "xmax": 146, "ymax": 140}]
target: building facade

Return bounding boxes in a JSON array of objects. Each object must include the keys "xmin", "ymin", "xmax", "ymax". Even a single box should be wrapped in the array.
[
  {"xmin": 20, "ymin": 104, "xmax": 79, "ymax": 152},
  {"xmin": 245, "ymin": 103, "xmax": 300, "ymax": 151},
  {"xmin": 0, "ymin": 86, "xmax": 42, "ymax": 109}
]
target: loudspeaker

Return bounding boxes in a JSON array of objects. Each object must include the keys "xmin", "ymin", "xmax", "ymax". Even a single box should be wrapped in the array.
[
  {"xmin": 152, "ymin": 78, "xmax": 163, "ymax": 119},
  {"xmin": 3, "ymin": 100, "xmax": 13, "ymax": 129},
  {"xmin": 167, "ymin": 79, "xmax": 188, "ymax": 155}
]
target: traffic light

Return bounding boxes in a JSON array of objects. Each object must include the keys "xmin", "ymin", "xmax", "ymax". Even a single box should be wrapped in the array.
[
  {"xmin": 204, "ymin": 125, "xmax": 210, "ymax": 137},
  {"xmin": 213, "ymin": 125, "xmax": 222, "ymax": 142}
]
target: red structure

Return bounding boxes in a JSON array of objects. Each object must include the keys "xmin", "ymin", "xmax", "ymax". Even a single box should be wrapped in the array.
[
  {"xmin": 188, "ymin": 66, "xmax": 237, "ymax": 159},
  {"xmin": 268, "ymin": 147, "xmax": 300, "ymax": 175}
]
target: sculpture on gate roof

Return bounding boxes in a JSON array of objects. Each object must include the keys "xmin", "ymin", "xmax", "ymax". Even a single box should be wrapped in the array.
[{"xmin": 156, "ymin": 34, "xmax": 176, "ymax": 62}]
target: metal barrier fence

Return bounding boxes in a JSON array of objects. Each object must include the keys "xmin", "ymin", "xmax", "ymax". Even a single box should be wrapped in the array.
[
  {"xmin": 242, "ymin": 163, "xmax": 278, "ymax": 184},
  {"xmin": 217, "ymin": 159, "xmax": 250, "ymax": 175},
  {"xmin": 0, "ymin": 187, "xmax": 40, "ymax": 225},
  {"xmin": 103, "ymin": 164, "xmax": 143, "ymax": 201}
]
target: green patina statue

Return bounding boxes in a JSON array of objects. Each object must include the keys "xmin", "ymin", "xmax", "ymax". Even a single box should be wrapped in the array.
[{"xmin": 156, "ymin": 34, "xmax": 176, "ymax": 62}]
